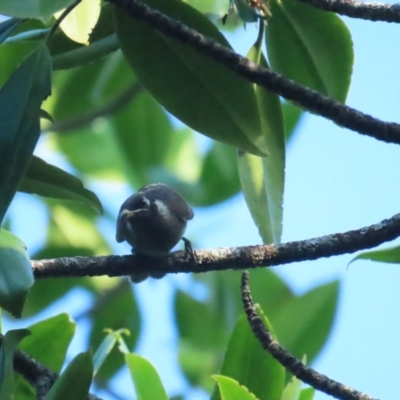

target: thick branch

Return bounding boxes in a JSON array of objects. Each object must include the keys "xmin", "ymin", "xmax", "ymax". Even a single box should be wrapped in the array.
[
  {"xmin": 32, "ymin": 211, "xmax": 400, "ymax": 279},
  {"xmin": 297, "ymin": 0, "xmax": 400, "ymax": 23},
  {"xmin": 240, "ymin": 271, "xmax": 376, "ymax": 400},
  {"xmin": 105, "ymin": 0, "xmax": 400, "ymax": 146}
]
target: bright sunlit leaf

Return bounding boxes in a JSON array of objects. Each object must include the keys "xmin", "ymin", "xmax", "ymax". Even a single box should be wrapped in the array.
[{"xmin": 54, "ymin": 0, "xmax": 101, "ymax": 45}]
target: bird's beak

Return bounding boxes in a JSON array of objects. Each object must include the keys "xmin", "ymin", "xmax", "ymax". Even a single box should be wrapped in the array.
[{"xmin": 120, "ymin": 209, "xmax": 136, "ymax": 219}]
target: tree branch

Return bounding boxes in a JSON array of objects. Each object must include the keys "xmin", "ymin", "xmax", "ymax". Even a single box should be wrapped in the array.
[
  {"xmin": 240, "ymin": 271, "xmax": 376, "ymax": 400},
  {"xmin": 12, "ymin": 343, "xmax": 57, "ymax": 400},
  {"xmin": 0, "ymin": 335, "xmax": 103, "ymax": 400},
  {"xmin": 32, "ymin": 211, "xmax": 400, "ymax": 279},
  {"xmin": 105, "ymin": 0, "xmax": 400, "ymax": 146},
  {"xmin": 297, "ymin": 0, "xmax": 400, "ymax": 23}
]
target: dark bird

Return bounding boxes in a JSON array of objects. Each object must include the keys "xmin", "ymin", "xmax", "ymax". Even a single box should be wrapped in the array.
[{"xmin": 116, "ymin": 183, "xmax": 194, "ymax": 282}]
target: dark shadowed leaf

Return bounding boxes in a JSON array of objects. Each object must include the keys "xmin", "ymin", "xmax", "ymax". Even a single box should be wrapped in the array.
[
  {"xmin": 0, "ymin": 329, "xmax": 30, "ymax": 400},
  {"xmin": 114, "ymin": 0, "xmax": 268, "ymax": 156},
  {"xmin": 19, "ymin": 156, "xmax": 103, "ymax": 213},
  {"xmin": 266, "ymin": 0, "xmax": 353, "ymax": 102},
  {"xmin": 0, "ymin": 0, "xmax": 75, "ymax": 18},
  {"xmin": 0, "ymin": 18, "xmax": 21, "ymax": 44},
  {"xmin": 0, "ymin": 44, "xmax": 51, "ymax": 225}
]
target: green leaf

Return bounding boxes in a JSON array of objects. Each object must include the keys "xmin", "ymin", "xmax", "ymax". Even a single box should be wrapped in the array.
[
  {"xmin": 299, "ymin": 387, "xmax": 314, "ymax": 400},
  {"xmin": 0, "ymin": 329, "xmax": 30, "ymax": 400},
  {"xmin": 111, "ymin": 89, "xmax": 174, "ymax": 187},
  {"xmin": 114, "ymin": 0, "xmax": 268, "ymax": 156},
  {"xmin": 93, "ymin": 329, "xmax": 130, "ymax": 376},
  {"xmin": 350, "ymin": 245, "xmax": 400, "ymax": 265},
  {"xmin": 266, "ymin": 0, "xmax": 353, "ymax": 102},
  {"xmin": 273, "ymin": 281, "xmax": 339, "ymax": 363},
  {"xmin": 0, "ymin": 18, "xmax": 21, "ymax": 44},
  {"xmin": 125, "ymin": 353, "xmax": 168, "ymax": 400},
  {"xmin": 213, "ymin": 375, "xmax": 259, "ymax": 400},
  {"xmin": 0, "ymin": 44, "xmax": 51, "ymax": 225},
  {"xmin": 281, "ymin": 374, "xmax": 302, "ymax": 400},
  {"xmin": 14, "ymin": 312, "xmax": 77, "ymax": 399},
  {"xmin": 212, "ymin": 309, "xmax": 285, "ymax": 400},
  {"xmin": 197, "ymin": 142, "xmax": 240, "ymax": 205},
  {"xmin": 45, "ymin": 352, "xmax": 93, "ymax": 400},
  {"xmin": 90, "ymin": 280, "xmax": 141, "ymax": 383},
  {"xmin": 0, "ymin": 0, "xmax": 75, "ymax": 18},
  {"xmin": 19, "ymin": 313, "xmax": 75, "ymax": 373},
  {"xmin": 0, "ymin": 42, "xmax": 40, "ymax": 89},
  {"xmin": 0, "ymin": 230, "xmax": 34, "ymax": 317},
  {"xmin": 238, "ymin": 34, "xmax": 285, "ymax": 244},
  {"xmin": 19, "ymin": 156, "xmax": 103, "ymax": 214},
  {"xmin": 282, "ymin": 102, "xmax": 303, "ymax": 142},
  {"xmin": 44, "ymin": 202, "xmax": 111, "ymax": 256},
  {"xmin": 54, "ymin": 0, "xmax": 101, "ymax": 45}
]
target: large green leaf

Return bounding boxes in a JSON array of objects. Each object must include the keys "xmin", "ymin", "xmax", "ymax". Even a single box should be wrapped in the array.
[
  {"xmin": 0, "ymin": 329, "xmax": 30, "ymax": 400},
  {"xmin": 114, "ymin": 0, "xmax": 268, "ymax": 156},
  {"xmin": 273, "ymin": 281, "xmax": 339, "ymax": 362},
  {"xmin": 211, "ymin": 310, "xmax": 285, "ymax": 400},
  {"xmin": 19, "ymin": 313, "xmax": 75, "ymax": 372},
  {"xmin": 238, "ymin": 30, "xmax": 285, "ymax": 244},
  {"xmin": 0, "ymin": 0, "xmax": 74, "ymax": 18},
  {"xmin": 125, "ymin": 353, "xmax": 168, "ymax": 400},
  {"xmin": 45, "ymin": 352, "xmax": 93, "ymax": 400},
  {"xmin": 19, "ymin": 156, "xmax": 103, "ymax": 213},
  {"xmin": 0, "ymin": 44, "xmax": 51, "ymax": 225},
  {"xmin": 350, "ymin": 245, "xmax": 400, "ymax": 265},
  {"xmin": 111, "ymin": 89, "xmax": 175, "ymax": 187},
  {"xmin": 0, "ymin": 230, "xmax": 34, "ymax": 317},
  {"xmin": 266, "ymin": 0, "xmax": 353, "ymax": 102}
]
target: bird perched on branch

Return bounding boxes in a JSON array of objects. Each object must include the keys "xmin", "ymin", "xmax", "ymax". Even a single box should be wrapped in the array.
[{"xmin": 116, "ymin": 183, "xmax": 194, "ymax": 282}]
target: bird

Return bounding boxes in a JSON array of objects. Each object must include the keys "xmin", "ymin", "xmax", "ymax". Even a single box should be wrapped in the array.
[{"xmin": 116, "ymin": 183, "xmax": 194, "ymax": 282}]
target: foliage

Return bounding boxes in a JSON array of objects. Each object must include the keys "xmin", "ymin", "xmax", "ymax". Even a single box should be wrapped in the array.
[{"xmin": 0, "ymin": 0, "xmax": 354, "ymax": 398}]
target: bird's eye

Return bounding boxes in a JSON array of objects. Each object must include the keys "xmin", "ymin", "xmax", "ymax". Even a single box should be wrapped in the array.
[{"xmin": 136, "ymin": 198, "xmax": 149, "ymax": 209}]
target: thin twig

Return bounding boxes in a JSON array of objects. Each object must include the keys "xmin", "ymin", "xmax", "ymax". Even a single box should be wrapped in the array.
[
  {"xmin": 46, "ymin": 0, "xmax": 82, "ymax": 43},
  {"xmin": 240, "ymin": 271, "xmax": 376, "ymax": 400},
  {"xmin": 105, "ymin": 0, "xmax": 400, "ymax": 146},
  {"xmin": 297, "ymin": 0, "xmax": 400, "ymax": 23},
  {"xmin": 46, "ymin": 82, "xmax": 143, "ymax": 133},
  {"xmin": 32, "ymin": 211, "xmax": 400, "ymax": 279}
]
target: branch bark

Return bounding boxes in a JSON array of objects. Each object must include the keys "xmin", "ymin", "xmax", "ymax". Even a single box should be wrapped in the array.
[
  {"xmin": 240, "ymin": 271, "xmax": 376, "ymax": 400},
  {"xmin": 297, "ymin": 0, "xmax": 400, "ymax": 23},
  {"xmin": 32, "ymin": 211, "xmax": 400, "ymax": 279},
  {"xmin": 105, "ymin": 0, "xmax": 400, "ymax": 146}
]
